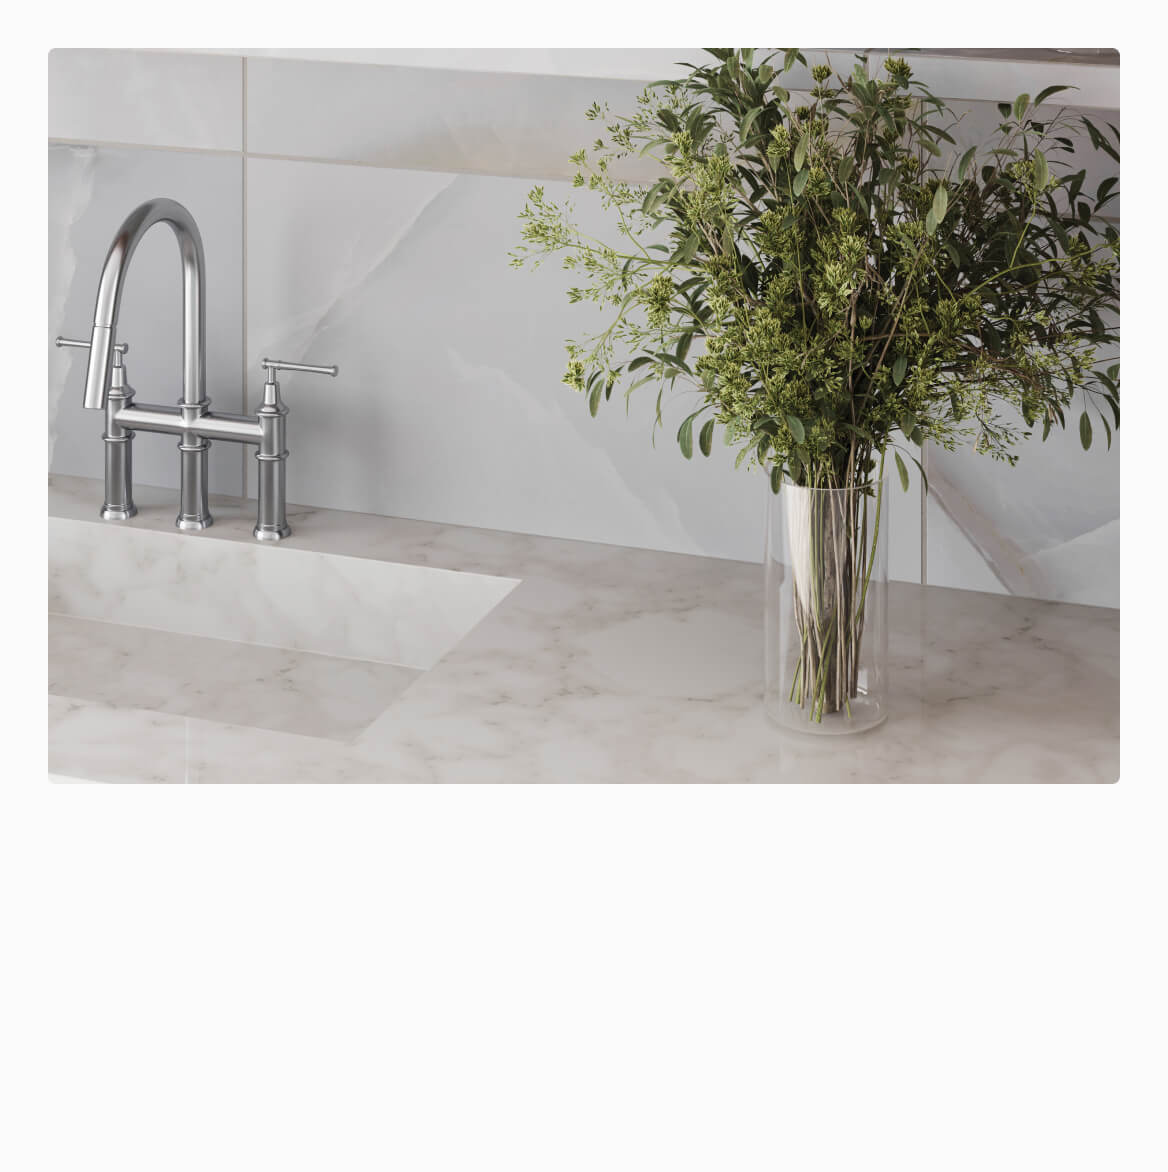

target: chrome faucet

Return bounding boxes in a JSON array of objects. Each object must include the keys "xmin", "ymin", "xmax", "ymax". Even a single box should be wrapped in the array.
[{"xmin": 56, "ymin": 197, "xmax": 337, "ymax": 541}]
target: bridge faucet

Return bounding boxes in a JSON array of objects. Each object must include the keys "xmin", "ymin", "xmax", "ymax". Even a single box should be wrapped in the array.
[
  {"xmin": 81, "ymin": 197, "xmax": 210, "ymax": 529},
  {"xmin": 57, "ymin": 197, "xmax": 337, "ymax": 542}
]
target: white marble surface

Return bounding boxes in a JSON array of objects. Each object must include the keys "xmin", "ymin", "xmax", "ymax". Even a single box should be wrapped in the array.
[
  {"xmin": 50, "ymin": 502, "xmax": 517, "ymax": 670},
  {"xmin": 50, "ymin": 615, "xmax": 421, "ymax": 742},
  {"xmin": 245, "ymin": 58, "xmax": 660, "ymax": 181},
  {"xmin": 245, "ymin": 159, "xmax": 765, "ymax": 562},
  {"xmin": 49, "ymin": 49, "xmax": 243, "ymax": 151},
  {"xmin": 48, "ymin": 475, "xmax": 1120, "ymax": 784}
]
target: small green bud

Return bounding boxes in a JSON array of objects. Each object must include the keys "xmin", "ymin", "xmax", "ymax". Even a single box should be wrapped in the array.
[{"xmin": 884, "ymin": 56, "xmax": 912, "ymax": 85}]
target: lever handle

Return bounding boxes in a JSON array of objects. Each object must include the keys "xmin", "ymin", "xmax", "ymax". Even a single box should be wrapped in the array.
[
  {"xmin": 57, "ymin": 335, "xmax": 128, "ymax": 375},
  {"xmin": 261, "ymin": 357, "xmax": 338, "ymax": 378},
  {"xmin": 56, "ymin": 336, "xmax": 129, "ymax": 356}
]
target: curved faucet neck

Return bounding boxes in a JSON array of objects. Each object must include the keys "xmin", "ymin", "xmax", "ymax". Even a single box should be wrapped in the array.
[{"xmin": 83, "ymin": 198, "xmax": 206, "ymax": 411}]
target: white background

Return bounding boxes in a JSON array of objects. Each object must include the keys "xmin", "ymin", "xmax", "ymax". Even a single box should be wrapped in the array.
[{"xmin": 7, "ymin": 8, "xmax": 1164, "ymax": 1172}]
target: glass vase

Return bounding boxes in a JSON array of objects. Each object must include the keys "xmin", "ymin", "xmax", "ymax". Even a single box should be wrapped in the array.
[{"xmin": 764, "ymin": 475, "xmax": 889, "ymax": 734}]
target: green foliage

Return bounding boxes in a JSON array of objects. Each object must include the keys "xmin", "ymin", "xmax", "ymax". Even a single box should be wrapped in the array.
[{"xmin": 511, "ymin": 49, "xmax": 1121, "ymax": 492}]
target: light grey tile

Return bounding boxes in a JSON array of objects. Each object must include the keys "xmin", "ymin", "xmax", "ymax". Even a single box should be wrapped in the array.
[
  {"xmin": 886, "ymin": 450, "xmax": 923, "ymax": 586},
  {"xmin": 246, "ymin": 159, "xmax": 755, "ymax": 565},
  {"xmin": 925, "ymin": 418, "xmax": 1119, "ymax": 607},
  {"xmin": 245, "ymin": 57, "xmax": 659, "ymax": 180},
  {"xmin": 49, "ymin": 49, "xmax": 243, "ymax": 151},
  {"xmin": 926, "ymin": 492, "xmax": 1010, "ymax": 597},
  {"xmin": 49, "ymin": 143, "xmax": 244, "ymax": 495}
]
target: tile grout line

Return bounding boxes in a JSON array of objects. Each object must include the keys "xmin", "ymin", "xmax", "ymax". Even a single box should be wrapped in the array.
[
  {"xmin": 241, "ymin": 56, "xmax": 249, "ymax": 503},
  {"xmin": 49, "ymin": 136, "xmax": 242, "ymax": 157}
]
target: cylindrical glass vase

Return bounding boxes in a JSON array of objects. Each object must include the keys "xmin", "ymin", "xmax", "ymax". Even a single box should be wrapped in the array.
[{"xmin": 764, "ymin": 476, "xmax": 889, "ymax": 734}]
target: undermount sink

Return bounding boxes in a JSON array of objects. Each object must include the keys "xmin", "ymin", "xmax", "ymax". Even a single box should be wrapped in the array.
[{"xmin": 48, "ymin": 499, "xmax": 519, "ymax": 747}]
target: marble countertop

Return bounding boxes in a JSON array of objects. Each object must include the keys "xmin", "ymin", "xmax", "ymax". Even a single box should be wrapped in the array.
[{"xmin": 48, "ymin": 476, "xmax": 1120, "ymax": 784}]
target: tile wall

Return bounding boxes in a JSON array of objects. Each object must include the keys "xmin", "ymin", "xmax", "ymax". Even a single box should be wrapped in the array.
[{"xmin": 48, "ymin": 48, "xmax": 1120, "ymax": 604}]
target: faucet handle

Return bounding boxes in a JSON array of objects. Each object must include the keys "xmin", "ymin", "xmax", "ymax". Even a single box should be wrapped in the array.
[
  {"xmin": 261, "ymin": 357, "xmax": 338, "ymax": 379},
  {"xmin": 56, "ymin": 336, "xmax": 129, "ymax": 363}
]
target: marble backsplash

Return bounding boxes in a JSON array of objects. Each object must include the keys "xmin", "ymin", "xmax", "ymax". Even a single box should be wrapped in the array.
[{"xmin": 47, "ymin": 49, "xmax": 1119, "ymax": 606}]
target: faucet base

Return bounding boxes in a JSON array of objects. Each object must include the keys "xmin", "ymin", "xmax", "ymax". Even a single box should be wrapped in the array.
[
  {"xmin": 100, "ymin": 504, "xmax": 137, "ymax": 521},
  {"xmin": 177, "ymin": 514, "xmax": 214, "ymax": 531},
  {"xmin": 253, "ymin": 522, "xmax": 291, "ymax": 542}
]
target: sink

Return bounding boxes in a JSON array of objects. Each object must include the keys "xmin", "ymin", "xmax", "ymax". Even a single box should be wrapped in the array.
[{"xmin": 48, "ymin": 505, "xmax": 519, "ymax": 755}]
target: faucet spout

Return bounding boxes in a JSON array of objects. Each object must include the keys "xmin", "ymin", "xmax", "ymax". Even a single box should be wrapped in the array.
[{"xmin": 83, "ymin": 198, "xmax": 206, "ymax": 411}]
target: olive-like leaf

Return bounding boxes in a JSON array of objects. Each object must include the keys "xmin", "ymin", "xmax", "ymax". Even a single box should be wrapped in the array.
[
  {"xmin": 671, "ymin": 232, "xmax": 700, "ymax": 264},
  {"xmin": 1013, "ymin": 93, "xmax": 1030, "ymax": 121},
  {"xmin": 678, "ymin": 413, "xmax": 695, "ymax": 458},
  {"xmin": 1079, "ymin": 410, "xmax": 1092, "ymax": 450},
  {"xmin": 794, "ymin": 127, "xmax": 810, "ymax": 171},
  {"xmin": 1034, "ymin": 84, "xmax": 1072, "ymax": 107},
  {"xmin": 894, "ymin": 450, "xmax": 910, "ymax": 492},
  {"xmin": 786, "ymin": 414, "xmax": 806, "ymax": 443},
  {"xmin": 1033, "ymin": 149, "xmax": 1049, "ymax": 190},
  {"xmin": 739, "ymin": 106, "xmax": 764, "ymax": 143},
  {"xmin": 699, "ymin": 418, "xmax": 715, "ymax": 457},
  {"xmin": 932, "ymin": 183, "xmax": 948, "ymax": 223},
  {"xmin": 893, "ymin": 354, "xmax": 908, "ymax": 386}
]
